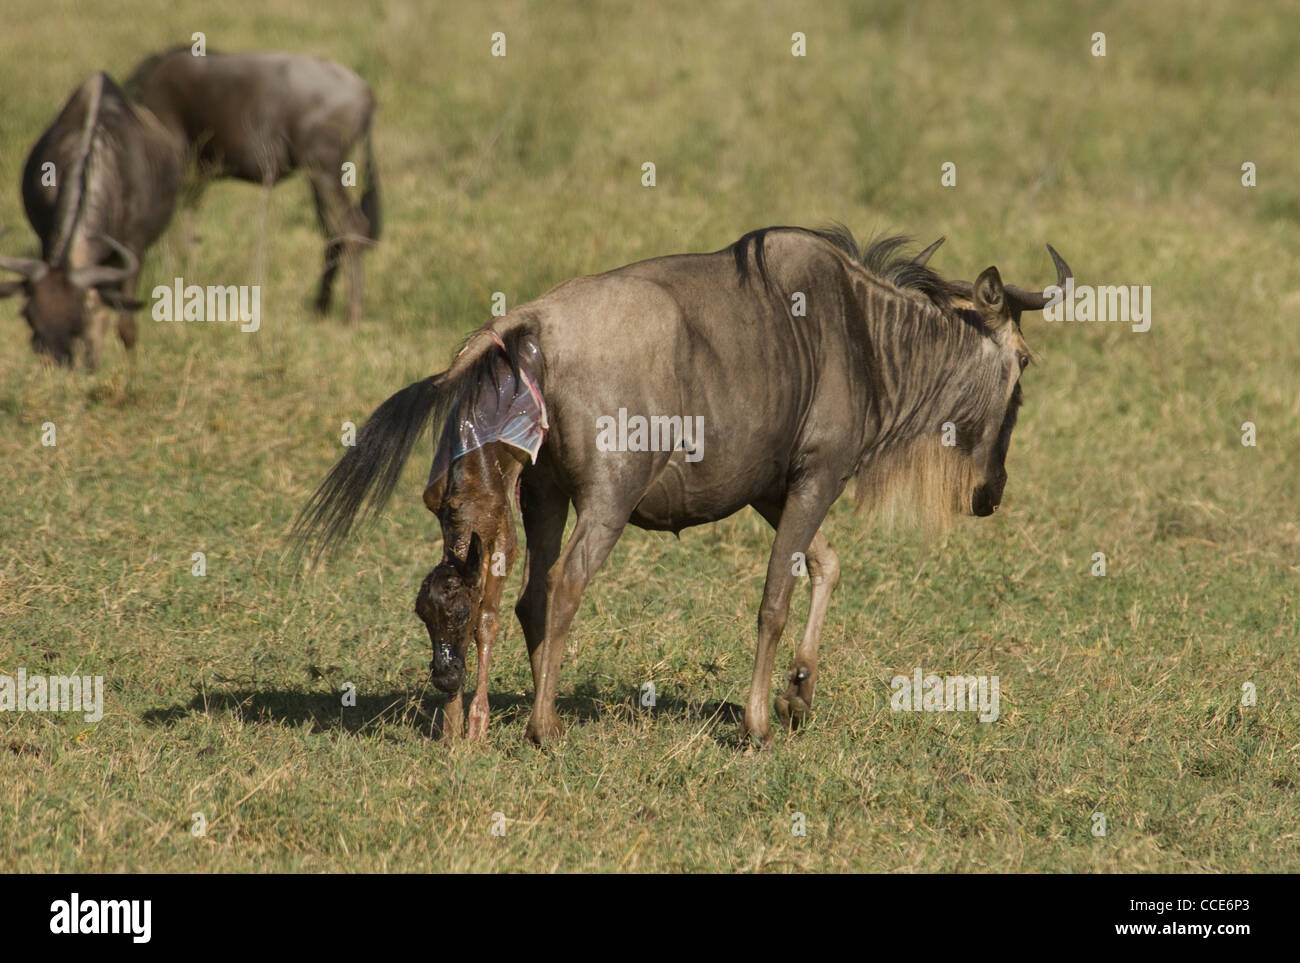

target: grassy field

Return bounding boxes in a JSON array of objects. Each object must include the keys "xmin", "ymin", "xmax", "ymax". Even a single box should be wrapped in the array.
[{"xmin": 0, "ymin": 0, "xmax": 1297, "ymax": 872}]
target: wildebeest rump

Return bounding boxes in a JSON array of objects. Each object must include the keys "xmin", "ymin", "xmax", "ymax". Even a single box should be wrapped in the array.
[
  {"xmin": 0, "ymin": 72, "xmax": 183, "ymax": 368},
  {"xmin": 126, "ymin": 46, "xmax": 380, "ymax": 322},
  {"xmin": 296, "ymin": 226, "xmax": 1071, "ymax": 747}
]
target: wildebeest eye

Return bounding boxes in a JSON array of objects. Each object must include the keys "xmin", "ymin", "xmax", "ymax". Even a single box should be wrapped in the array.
[{"xmin": 1017, "ymin": 352, "xmax": 1031, "ymax": 372}]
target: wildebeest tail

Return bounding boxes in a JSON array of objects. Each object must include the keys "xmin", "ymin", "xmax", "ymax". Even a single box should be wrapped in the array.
[{"xmin": 292, "ymin": 317, "xmax": 536, "ymax": 558}]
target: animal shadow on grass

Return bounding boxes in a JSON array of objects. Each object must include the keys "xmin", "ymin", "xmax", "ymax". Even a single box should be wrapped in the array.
[{"xmin": 142, "ymin": 680, "xmax": 745, "ymax": 744}]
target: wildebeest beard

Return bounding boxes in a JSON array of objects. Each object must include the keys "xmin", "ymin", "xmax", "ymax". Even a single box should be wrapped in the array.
[{"xmin": 846, "ymin": 296, "xmax": 1024, "ymax": 530}]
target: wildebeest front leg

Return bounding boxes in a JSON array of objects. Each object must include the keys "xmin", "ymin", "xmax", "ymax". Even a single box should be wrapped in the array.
[
  {"xmin": 180, "ymin": 172, "xmax": 206, "ymax": 281},
  {"xmin": 82, "ymin": 289, "xmax": 109, "ymax": 371},
  {"xmin": 775, "ymin": 530, "xmax": 839, "ymax": 729},
  {"xmin": 745, "ymin": 488, "xmax": 835, "ymax": 748},
  {"xmin": 115, "ymin": 275, "xmax": 139, "ymax": 353}
]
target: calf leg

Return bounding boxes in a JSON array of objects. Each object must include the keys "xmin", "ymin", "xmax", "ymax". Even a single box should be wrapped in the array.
[
  {"xmin": 440, "ymin": 683, "xmax": 466, "ymax": 739},
  {"xmin": 468, "ymin": 537, "xmax": 511, "ymax": 740},
  {"xmin": 466, "ymin": 457, "xmax": 528, "ymax": 739}
]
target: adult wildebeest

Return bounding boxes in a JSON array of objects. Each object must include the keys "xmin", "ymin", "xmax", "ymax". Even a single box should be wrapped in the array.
[
  {"xmin": 295, "ymin": 226, "xmax": 1071, "ymax": 747},
  {"xmin": 0, "ymin": 72, "xmax": 182, "ymax": 368},
  {"xmin": 125, "ymin": 46, "xmax": 380, "ymax": 323}
]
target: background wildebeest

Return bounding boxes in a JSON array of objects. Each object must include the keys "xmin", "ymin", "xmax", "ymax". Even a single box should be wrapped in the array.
[
  {"xmin": 0, "ymin": 72, "xmax": 182, "ymax": 368},
  {"xmin": 296, "ymin": 226, "xmax": 1071, "ymax": 748},
  {"xmin": 126, "ymin": 46, "xmax": 381, "ymax": 322}
]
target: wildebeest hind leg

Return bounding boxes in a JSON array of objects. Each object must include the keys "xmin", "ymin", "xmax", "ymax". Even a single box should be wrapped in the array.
[
  {"xmin": 525, "ymin": 507, "xmax": 628, "ymax": 745},
  {"xmin": 309, "ymin": 173, "xmax": 346, "ymax": 317},
  {"xmin": 514, "ymin": 473, "xmax": 569, "ymax": 717}
]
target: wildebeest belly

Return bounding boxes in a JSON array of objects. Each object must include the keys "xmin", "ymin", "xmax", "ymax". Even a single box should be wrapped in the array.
[{"xmin": 628, "ymin": 450, "xmax": 788, "ymax": 532}]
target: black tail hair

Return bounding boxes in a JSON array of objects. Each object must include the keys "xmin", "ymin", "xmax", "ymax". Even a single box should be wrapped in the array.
[{"xmin": 291, "ymin": 325, "xmax": 532, "ymax": 559}]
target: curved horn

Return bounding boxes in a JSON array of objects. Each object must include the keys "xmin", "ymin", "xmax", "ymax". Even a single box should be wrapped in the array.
[
  {"xmin": 1003, "ymin": 244, "xmax": 1072, "ymax": 311},
  {"xmin": 945, "ymin": 244, "xmax": 1071, "ymax": 309},
  {"xmin": 67, "ymin": 235, "xmax": 139, "ymax": 289},
  {"xmin": 912, "ymin": 236, "xmax": 945, "ymax": 267},
  {"xmin": 0, "ymin": 252, "xmax": 47, "ymax": 281},
  {"xmin": 0, "ymin": 228, "xmax": 48, "ymax": 281}
]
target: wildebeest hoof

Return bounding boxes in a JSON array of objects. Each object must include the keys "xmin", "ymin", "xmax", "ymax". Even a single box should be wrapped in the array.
[
  {"xmin": 739, "ymin": 723, "xmax": 775, "ymax": 751},
  {"xmin": 776, "ymin": 692, "xmax": 811, "ymax": 730},
  {"xmin": 524, "ymin": 717, "xmax": 565, "ymax": 746}
]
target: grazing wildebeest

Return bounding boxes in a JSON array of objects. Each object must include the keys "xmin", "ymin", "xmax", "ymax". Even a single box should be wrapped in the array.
[
  {"xmin": 295, "ymin": 226, "xmax": 1071, "ymax": 747},
  {"xmin": 0, "ymin": 72, "xmax": 182, "ymax": 368},
  {"xmin": 125, "ymin": 46, "xmax": 381, "ymax": 322}
]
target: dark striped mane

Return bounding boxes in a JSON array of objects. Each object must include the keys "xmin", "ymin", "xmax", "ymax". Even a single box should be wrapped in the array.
[{"xmin": 730, "ymin": 224, "xmax": 953, "ymax": 312}]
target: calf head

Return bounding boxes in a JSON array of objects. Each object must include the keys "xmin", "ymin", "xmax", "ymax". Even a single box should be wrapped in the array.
[{"xmin": 415, "ymin": 532, "xmax": 484, "ymax": 693}]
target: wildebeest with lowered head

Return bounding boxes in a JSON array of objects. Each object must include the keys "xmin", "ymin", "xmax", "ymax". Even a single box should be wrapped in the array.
[
  {"xmin": 0, "ymin": 72, "xmax": 183, "ymax": 368},
  {"xmin": 126, "ymin": 46, "xmax": 380, "ymax": 322},
  {"xmin": 295, "ymin": 226, "xmax": 1071, "ymax": 748}
]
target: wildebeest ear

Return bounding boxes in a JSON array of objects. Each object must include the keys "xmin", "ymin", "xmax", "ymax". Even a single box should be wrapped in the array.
[
  {"xmin": 458, "ymin": 532, "xmax": 484, "ymax": 584},
  {"xmin": 972, "ymin": 266, "xmax": 1009, "ymax": 330},
  {"xmin": 0, "ymin": 279, "xmax": 25, "ymax": 299},
  {"xmin": 99, "ymin": 291, "xmax": 147, "ymax": 311}
]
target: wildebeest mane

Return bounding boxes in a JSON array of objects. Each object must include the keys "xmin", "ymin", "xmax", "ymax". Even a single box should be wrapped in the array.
[{"xmin": 731, "ymin": 224, "xmax": 953, "ymax": 312}]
